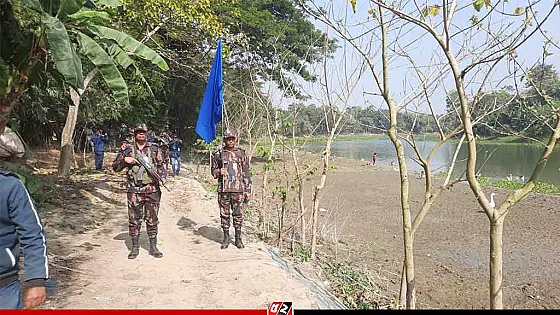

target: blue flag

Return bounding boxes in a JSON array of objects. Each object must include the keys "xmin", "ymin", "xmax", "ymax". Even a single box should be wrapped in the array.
[{"xmin": 196, "ymin": 39, "xmax": 224, "ymax": 143}]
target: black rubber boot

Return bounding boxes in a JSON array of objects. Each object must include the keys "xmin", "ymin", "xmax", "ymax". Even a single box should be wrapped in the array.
[
  {"xmin": 149, "ymin": 237, "xmax": 163, "ymax": 258},
  {"xmin": 221, "ymin": 229, "xmax": 230, "ymax": 249},
  {"xmin": 128, "ymin": 236, "xmax": 139, "ymax": 259},
  {"xmin": 234, "ymin": 228, "xmax": 244, "ymax": 249}
]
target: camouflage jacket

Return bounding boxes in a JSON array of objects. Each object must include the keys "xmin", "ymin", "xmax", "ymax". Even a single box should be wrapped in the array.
[
  {"xmin": 112, "ymin": 142, "xmax": 164, "ymax": 193},
  {"xmin": 211, "ymin": 147, "xmax": 252, "ymax": 193}
]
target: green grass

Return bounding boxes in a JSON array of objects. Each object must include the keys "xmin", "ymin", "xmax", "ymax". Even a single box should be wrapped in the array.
[
  {"xmin": 478, "ymin": 176, "xmax": 560, "ymax": 195},
  {"xmin": 257, "ymin": 133, "xmax": 557, "ymax": 149},
  {"xmin": 323, "ymin": 262, "xmax": 394, "ymax": 309},
  {"xmin": 272, "ymin": 133, "xmax": 388, "ymax": 145},
  {"xmin": 259, "ymin": 133, "xmax": 444, "ymax": 145},
  {"xmin": 449, "ymin": 135, "xmax": 555, "ymax": 146},
  {"xmin": 291, "ymin": 246, "xmax": 311, "ymax": 262}
]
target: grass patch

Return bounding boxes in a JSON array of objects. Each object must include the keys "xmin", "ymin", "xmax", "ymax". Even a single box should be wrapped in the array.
[
  {"xmin": 323, "ymin": 262, "xmax": 396, "ymax": 309},
  {"xmin": 259, "ymin": 133, "xmax": 445, "ymax": 146},
  {"xmin": 258, "ymin": 133, "xmax": 556, "ymax": 147},
  {"xmin": 449, "ymin": 135, "xmax": 556, "ymax": 146},
  {"xmin": 478, "ymin": 176, "xmax": 560, "ymax": 195},
  {"xmin": 291, "ymin": 246, "xmax": 311, "ymax": 262}
]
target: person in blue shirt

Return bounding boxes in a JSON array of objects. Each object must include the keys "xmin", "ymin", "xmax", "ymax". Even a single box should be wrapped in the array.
[
  {"xmin": 91, "ymin": 129, "xmax": 109, "ymax": 170},
  {"xmin": 0, "ymin": 130, "xmax": 48, "ymax": 309},
  {"xmin": 168, "ymin": 135, "xmax": 183, "ymax": 176}
]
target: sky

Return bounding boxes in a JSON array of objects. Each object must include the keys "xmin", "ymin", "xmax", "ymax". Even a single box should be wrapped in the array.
[{"xmin": 272, "ymin": 0, "xmax": 560, "ymax": 115}]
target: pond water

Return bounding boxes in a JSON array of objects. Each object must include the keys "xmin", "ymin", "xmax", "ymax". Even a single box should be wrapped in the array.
[{"xmin": 305, "ymin": 139, "xmax": 560, "ymax": 185}]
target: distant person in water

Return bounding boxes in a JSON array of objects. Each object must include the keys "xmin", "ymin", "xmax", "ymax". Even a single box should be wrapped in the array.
[{"xmin": 372, "ymin": 152, "xmax": 377, "ymax": 166}]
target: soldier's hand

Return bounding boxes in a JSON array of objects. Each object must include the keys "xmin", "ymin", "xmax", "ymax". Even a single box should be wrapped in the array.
[
  {"xmin": 220, "ymin": 168, "xmax": 228, "ymax": 175},
  {"xmin": 244, "ymin": 192, "xmax": 251, "ymax": 200},
  {"xmin": 124, "ymin": 157, "xmax": 137, "ymax": 165},
  {"xmin": 23, "ymin": 286, "xmax": 47, "ymax": 309}
]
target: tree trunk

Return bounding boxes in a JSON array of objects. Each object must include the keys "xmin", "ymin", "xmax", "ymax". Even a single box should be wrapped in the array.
[
  {"xmin": 57, "ymin": 69, "xmax": 98, "ymax": 176},
  {"xmin": 278, "ymin": 201, "xmax": 285, "ymax": 250},
  {"xmin": 399, "ymin": 263, "xmax": 406, "ymax": 307},
  {"xmin": 389, "ymin": 132, "xmax": 416, "ymax": 309},
  {"xmin": 490, "ymin": 217, "xmax": 505, "ymax": 309},
  {"xmin": 378, "ymin": 6, "xmax": 415, "ymax": 308},
  {"xmin": 298, "ymin": 179, "xmax": 306, "ymax": 245},
  {"xmin": 291, "ymin": 143, "xmax": 306, "ymax": 247},
  {"xmin": 260, "ymin": 166, "xmax": 270, "ymax": 237},
  {"xmin": 57, "ymin": 90, "xmax": 80, "ymax": 176},
  {"xmin": 259, "ymin": 137, "xmax": 275, "ymax": 238},
  {"xmin": 310, "ymin": 138, "xmax": 332, "ymax": 259},
  {"xmin": 260, "ymin": 110, "xmax": 279, "ymax": 238}
]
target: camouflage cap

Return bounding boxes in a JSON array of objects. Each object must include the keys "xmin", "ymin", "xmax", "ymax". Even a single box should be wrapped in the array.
[
  {"xmin": 134, "ymin": 123, "xmax": 148, "ymax": 133},
  {"xmin": 223, "ymin": 128, "xmax": 238, "ymax": 139}
]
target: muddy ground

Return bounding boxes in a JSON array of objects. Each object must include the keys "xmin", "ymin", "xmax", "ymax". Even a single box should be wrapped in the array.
[{"xmin": 248, "ymin": 153, "xmax": 560, "ymax": 309}]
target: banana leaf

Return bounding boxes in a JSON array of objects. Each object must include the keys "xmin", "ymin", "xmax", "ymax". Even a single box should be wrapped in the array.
[
  {"xmin": 42, "ymin": 15, "xmax": 84, "ymax": 89},
  {"xmin": 67, "ymin": 10, "xmax": 111, "ymax": 26},
  {"xmin": 88, "ymin": 25, "xmax": 169, "ymax": 71},
  {"xmin": 57, "ymin": 0, "xmax": 85, "ymax": 21},
  {"xmin": 77, "ymin": 32, "xmax": 128, "ymax": 104}
]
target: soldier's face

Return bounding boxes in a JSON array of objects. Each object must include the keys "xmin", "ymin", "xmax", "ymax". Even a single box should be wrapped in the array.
[
  {"xmin": 135, "ymin": 131, "xmax": 147, "ymax": 142},
  {"xmin": 224, "ymin": 137, "xmax": 236, "ymax": 148}
]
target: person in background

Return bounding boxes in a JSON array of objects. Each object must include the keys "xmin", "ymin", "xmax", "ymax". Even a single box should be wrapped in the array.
[
  {"xmin": 119, "ymin": 123, "xmax": 128, "ymax": 142},
  {"xmin": 91, "ymin": 129, "xmax": 109, "ymax": 171},
  {"xmin": 372, "ymin": 152, "xmax": 377, "ymax": 166},
  {"xmin": 168, "ymin": 135, "xmax": 183, "ymax": 177},
  {"xmin": 158, "ymin": 133, "xmax": 171, "ymax": 180},
  {"xmin": 85, "ymin": 126, "xmax": 94, "ymax": 153}
]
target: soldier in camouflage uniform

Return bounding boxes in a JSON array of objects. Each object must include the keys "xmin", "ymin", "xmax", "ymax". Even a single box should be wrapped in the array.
[
  {"xmin": 211, "ymin": 128, "xmax": 252, "ymax": 249},
  {"xmin": 112, "ymin": 123, "xmax": 165, "ymax": 259}
]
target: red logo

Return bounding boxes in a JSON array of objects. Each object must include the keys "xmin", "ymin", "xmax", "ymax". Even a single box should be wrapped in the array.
[{"xmin": 268, "ymin": 302, "xmax": 293, "ymax": 315}]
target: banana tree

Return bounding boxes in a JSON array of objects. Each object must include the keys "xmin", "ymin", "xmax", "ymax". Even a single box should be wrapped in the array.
[
  {"xmin": 0, "ymin": 0, "xmax": 168, "ymax": 173},
  {"xmin": 51, "ymin": 0, "xmax": 169, "ymax": 175}
]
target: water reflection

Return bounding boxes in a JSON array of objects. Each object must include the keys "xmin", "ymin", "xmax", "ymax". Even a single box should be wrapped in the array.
[{"xmin": 305, "ymin": 139, "xmax": 560, "ymax": 185}]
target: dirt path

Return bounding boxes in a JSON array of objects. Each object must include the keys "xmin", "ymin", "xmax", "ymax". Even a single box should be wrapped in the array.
[{"xmin": 41, "ymin": 162, "xmax": 342, "ymax": 309}]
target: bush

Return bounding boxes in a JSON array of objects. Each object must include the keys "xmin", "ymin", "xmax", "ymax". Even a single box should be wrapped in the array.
[
  {"xmin": 0, "ymin": 162, "xmax": 55, "ymax": 206},
  {"xmin": 323, "ymin": 262, "xmax": 394, "ymax": 309},
  {"xmin": 291, "ymin": 246, "xmax": 311, "ymax": 262}
]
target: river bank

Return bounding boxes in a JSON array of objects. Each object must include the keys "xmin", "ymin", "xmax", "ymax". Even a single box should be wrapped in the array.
[
  {"xmin": 247, "ymin": 153, "xmax": 560, "ymax": 309},
  {"xmin": 262, "ymin": 133, "xmax": 557, "ymax": 146}
]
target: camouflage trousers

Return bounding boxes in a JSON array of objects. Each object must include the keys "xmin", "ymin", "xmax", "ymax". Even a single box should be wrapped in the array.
[
  {"xmin": 127, "ymin": 190, "xmax": 162, "ymax": 238},
  {"xmin": 218, "ymin": 192, "xmax": 245, "ymax": 229}
]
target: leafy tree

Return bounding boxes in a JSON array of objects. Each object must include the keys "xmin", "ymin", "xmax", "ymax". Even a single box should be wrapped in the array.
[
  {"xmin": 0, "ymin": 0, "xmax": 168, "ymax": 134},
  {"xmin": 519, "ymin": 63, "xmax": 560, "ymax": 137},
  {"xmin": 216, "ymin": 0, "xmax": 337, "ymax": 94}
]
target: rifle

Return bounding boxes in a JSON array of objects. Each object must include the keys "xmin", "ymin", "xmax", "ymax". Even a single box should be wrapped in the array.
[{"xmin": 134, "ymin": 151, "xmax": 170, "ymax": 192}]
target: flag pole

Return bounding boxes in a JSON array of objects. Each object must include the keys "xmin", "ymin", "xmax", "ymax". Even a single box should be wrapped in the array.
[
  {"xmin": 220, "ymin": 37, "xmax": 225, "ymax": 149},
  {"xmin": 195, "ymin": 37, "xmax": 224, "ymax": 167}
]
